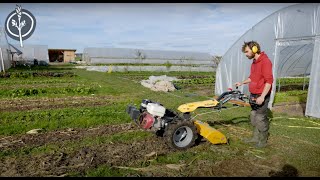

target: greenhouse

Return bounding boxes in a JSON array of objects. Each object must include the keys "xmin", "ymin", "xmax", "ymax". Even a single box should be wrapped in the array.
[
  {"xmin": 82, "ymin": 47, "xmax": 214, "ymax": 66},
  {"xmin": 0, "ymin": 27, "xmax": 11, "ymax": 72},
  {"xmin": 0, "ymin": 27, "xmax": 49, "ymax": 70},
  {"xmin": 215, "ymin": 3, "xmax": 320, "ymax": 118},
  {"xmin": 9, "ymin": 44, "xmax": 49, "ymax": 65}
]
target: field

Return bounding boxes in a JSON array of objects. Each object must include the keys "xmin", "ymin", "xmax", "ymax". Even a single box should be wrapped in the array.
[{"xmin": 0, "ymin": 64, "xmax": 319, "ymax": 177}]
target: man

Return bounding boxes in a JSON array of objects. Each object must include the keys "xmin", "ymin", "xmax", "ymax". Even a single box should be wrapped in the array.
[{"xmin": 235, "ymin": 41, "xmax": 273, "ymax": 148}]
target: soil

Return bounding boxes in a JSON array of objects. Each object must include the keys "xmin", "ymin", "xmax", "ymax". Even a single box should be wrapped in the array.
[
  {"xmin": 0, "ymin": 120, "xmax": 306, "ymax": 177},
  {"xmin": 276, "ymin": 84, "xmax": 308, "ymax": 91},
  {"xmin": 0, "ymin": 122, "xmax": 172, "ymax": 177},
  {"xmin": 272, "ymin": 102, "xmax": 306, "ymax": 117},
  {"xmin": 0, "ymin": 95, "xmax": 117, "ymax": 112}
]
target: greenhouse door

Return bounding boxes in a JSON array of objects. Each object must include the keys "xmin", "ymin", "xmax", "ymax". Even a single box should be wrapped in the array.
[{"xmin": 269, "ymin": 37, "xmax": 319, "ymax": 118}]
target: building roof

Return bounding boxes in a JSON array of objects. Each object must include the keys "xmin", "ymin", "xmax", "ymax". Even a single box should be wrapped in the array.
[{"xmin": 48, "ymin": 49, "xmax": 77, "ymax": 51}]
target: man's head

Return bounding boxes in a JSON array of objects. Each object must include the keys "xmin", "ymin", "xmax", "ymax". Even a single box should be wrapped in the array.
[{"xmin": 242, "ymin": 41, "xmax": 261, "ymax": 59}]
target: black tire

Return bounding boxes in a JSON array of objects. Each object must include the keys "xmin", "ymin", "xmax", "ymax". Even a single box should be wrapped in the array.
[{"xmin": 164, "ymin": 120, "xmax": 198, "ymax": 150}]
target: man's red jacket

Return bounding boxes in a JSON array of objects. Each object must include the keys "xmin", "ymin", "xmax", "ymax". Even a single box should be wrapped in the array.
[{"xmin": 248, "ymin": 51, "xmax": 274, "ymax": 95}]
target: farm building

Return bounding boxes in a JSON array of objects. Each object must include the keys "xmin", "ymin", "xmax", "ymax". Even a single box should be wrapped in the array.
[
  {"xmin": 48, "ymin": 49, "xmax": 76, "ymax": 63},
  {"xmin": 82, "ymin": 47, "xmax": 214, "ymax": 66},
  {"xmin": 215, "ymin": 3, "xmax": 320, "ymax": 118}
]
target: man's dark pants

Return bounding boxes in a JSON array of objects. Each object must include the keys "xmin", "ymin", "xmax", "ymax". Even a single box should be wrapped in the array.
[
  {"xmin": 248, "ymin": 93, "xmax": 270, "ymax": 147},
  {"xmin": 250, "ymin": 93, "xmax": 270, "ymax": 132}
]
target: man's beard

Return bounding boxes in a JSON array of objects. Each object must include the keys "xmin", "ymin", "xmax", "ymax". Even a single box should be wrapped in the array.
[{"xmin": 247, "ymin": 54, "xmax": 254, "ymax": 59}]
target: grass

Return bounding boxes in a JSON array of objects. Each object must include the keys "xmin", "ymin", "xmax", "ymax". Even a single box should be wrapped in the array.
[
  {"xmin": 84, "ymin": 165, "xmax": 138, "ymax": 177},
  {"xmin": 269, "ymin": 117, "xmax": 320, "ymax": 145},
  {"xmin": 0, "ymin": 104, "xmax": 132, "ymax": 136},
  {"xmin": 267, "ymin": 117, "xmax": 320, "ymax": 175}
]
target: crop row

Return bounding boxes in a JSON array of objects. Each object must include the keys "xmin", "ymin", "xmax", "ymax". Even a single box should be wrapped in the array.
[
  {"xmin": 173, "ymin": 77, "xmax": 215, "ymax": 85},
  {"xmin": 0, "ymin": 71, "xmax": 76, "ymax": 78},
  {"xmin": 0, "ymin": 87, "xmax": 96, "ymax": 97},
  {"xmin": 276, "ymin": 77, "xmax": 309, "ymax": 84}
]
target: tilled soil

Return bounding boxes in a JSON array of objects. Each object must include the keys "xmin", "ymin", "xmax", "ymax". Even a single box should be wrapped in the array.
[
  {"xmin": 0, "ymin": 123, "xmax": 137, "ymax": 152},
  {"xmin": 0, "ymin": 123, "xmax": 172, "ymax": 177},
  {"xmin": 0, "ymin": 136, "xmax": 171, "ymax": 177},
  {"xmin": 0, "ymin": 95, "xmax": 117, "ymax": 112}
]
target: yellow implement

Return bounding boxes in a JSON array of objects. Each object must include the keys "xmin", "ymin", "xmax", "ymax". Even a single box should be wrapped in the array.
[
  {"xmin": 177, "ymin": 99, "xmax": 219, "ymax": 113},
  {"xmin": 177, "ymin": 99, "xmax": 228, "ymax": 145},
  {"xmin": 193, "ymin": 120, "xmax": 228, "ymax": 144}
]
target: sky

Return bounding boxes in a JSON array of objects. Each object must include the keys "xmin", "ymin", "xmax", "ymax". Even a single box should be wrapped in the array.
[{"xmin": 0, "ymin": 3, "xmax": 297, "ymax": 55}]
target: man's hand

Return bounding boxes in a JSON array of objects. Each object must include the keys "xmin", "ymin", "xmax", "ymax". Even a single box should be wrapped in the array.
[
  {"xmin": 256, "ymin": 96, "xmax": 265, "ymax": 105},
  {"xmin": 235, "ymin": 82, "xmax": 242, "ymax": 87},
  {"xmin": 235, "ymin": 78, "xmax": 251, "ymax": 87}
]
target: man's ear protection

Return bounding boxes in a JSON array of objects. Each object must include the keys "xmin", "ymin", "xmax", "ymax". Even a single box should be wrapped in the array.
[{"xmin": 252, "ymin": 45, "xmax": 258, "ymax": 54}]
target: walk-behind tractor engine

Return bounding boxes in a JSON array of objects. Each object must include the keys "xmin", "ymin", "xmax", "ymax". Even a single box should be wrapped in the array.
[{"xmin": 126, "ymin": 87, "xmax": 250, "ymax": 150}]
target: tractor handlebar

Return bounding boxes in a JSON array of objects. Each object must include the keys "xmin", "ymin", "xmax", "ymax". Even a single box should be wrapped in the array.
[{"xmin": 216, "ymin": 87, "xmax": 249, "ymax": 107}]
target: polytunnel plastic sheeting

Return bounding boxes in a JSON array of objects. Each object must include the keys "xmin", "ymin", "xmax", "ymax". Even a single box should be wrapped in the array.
[
  {"xmin": 11, "ymin": 44, "xmax": 49, "ymax": 62},
  {"xmin": 215, "ymin": 3, "xmax": 320, "ymax": 118},
  {"xmin": 0, "ymin": 27, "xmax": 11, "ymax": 71},
  {"xmin": 274, "ymin": 4, "xmax": 319, "ymax": 39},
  {"xmin": 306, "ymin": 36, "xmax": 320, "ymax": 118},
  {"xmin": 0, "ymin": 46, "xmax": 11, "ymax": 71},
  {"xmin": 214, "ymin": 12, "xmax": 278, "ymax": 96},
  {"xmin": 83, "ymin": 48, "xmax": 136, "ymax": 59},
  {"xmin": 276, "ymin": 43, "xmax": 314, "ymax": 77},
  {"xmin": 83, "ymin": 47, "xmax": 212, "ymax": 62}
]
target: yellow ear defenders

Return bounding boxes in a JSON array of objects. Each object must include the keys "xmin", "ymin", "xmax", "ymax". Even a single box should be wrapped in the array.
[{"xmin": 252, "ymin": 45, "xmax": 258, "ymax": 54}]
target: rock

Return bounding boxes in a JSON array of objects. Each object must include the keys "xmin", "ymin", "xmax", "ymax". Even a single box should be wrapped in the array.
[
  {"xmin": 26, "ymin": 129, "xmax": 43, "ymax": 134},
  {"xmin": 67, "ymin": 128, "xmax": 75, "ymax": 132},
  {"xmin": 165, "ymin": 164, "xmax": 186, "ymax": 171},
  {"xmin": 140, "ymin": 76, "xmax": 177, "ymax": 92},
  {"xmin": 144, "ymin": 151, "xmax": 156, "ymax": 157}
]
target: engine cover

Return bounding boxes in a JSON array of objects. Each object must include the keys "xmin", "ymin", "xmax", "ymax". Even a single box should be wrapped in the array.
[
  {"xmin": 139, "ymin": 112, "xmax": 155, "ymax": 129},
  {"xmin": 146, "ymin": 103, "xmax": 166, "ymax": 117}
]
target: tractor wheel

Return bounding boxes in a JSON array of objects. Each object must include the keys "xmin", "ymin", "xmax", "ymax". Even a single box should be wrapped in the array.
[{"xmin": 164, "ymin": 120, "xmax": 198, "ymax": 150}]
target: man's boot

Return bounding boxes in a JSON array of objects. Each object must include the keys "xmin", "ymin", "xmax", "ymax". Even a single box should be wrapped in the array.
[
  {"xmin": 243, "ymin": 127, "xmax": 259, "ymax": 144},
  {"xmin": 255, "ymin": 130, "xmax": 269, "ymax": 148}
]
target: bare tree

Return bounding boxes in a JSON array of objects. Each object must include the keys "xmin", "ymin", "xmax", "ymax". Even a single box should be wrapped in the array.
[
  {"xmin": 135, "ymin": 49, "xmax": 146, "ymax": 63},
  {"xmin": 212, "ymin": 55, "xmax": 222, "ymax": 67}
]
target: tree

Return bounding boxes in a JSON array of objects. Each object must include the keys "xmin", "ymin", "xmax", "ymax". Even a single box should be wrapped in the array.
[
  {"xmin": 212, "ymin": 55, "xmax": 222, "ymax": 67},
  {"xmin": 135, "ymin": 49, "xmax": 146, "ymax": 63}
]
